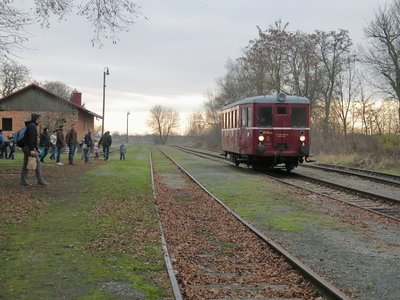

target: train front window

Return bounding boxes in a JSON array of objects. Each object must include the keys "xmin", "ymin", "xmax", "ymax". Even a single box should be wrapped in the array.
[
  {"xmin": 257, "ymin": 107, "xmax": 272, "ymax": 127},
  {"xmin": 277, "ymin": 107, "xmax": 286, "ymax": 114},
  {"xmin": 291, "ymin": 107, "xmax": 306, "ymax": 127}
]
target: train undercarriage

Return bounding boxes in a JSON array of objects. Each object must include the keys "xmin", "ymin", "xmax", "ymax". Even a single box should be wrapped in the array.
[{"xmin": 225, "ymin": 152, "xmax": 304, "ymax": 172}]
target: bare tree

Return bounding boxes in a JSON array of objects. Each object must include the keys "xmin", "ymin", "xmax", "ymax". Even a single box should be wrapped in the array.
[
  {"xmin": 286, "ymin": 31, "xmax": 321, "ymax": 107},
  {"xmin": 0, "ymin": 59, "xmax": 31, "ymax": 96},
  {"xmin": 314, "ymin": 29, "xmax": 353, "ymax": 135},
  {"xmin": 186, "ymin": 110, "xmax": 207, "ymax": 136},
  {"xmin": 146, "ymin": 105, "xmax": 179, "ymax": 144},
  {"xmin": 42, "ymin": 81, "xmax": 74, "ymax": 99},
  {"xmin": 333, "ymin": 54, "xmax": 361, "ymax": 135},
  {"xmin": 241, "ymin": 21, "xmax": 290, "ymax": 95},
  {"xmin": 0, "ymin": 2, "xmax": 31, "ymax": 57},
  {"xmin": 1, "ymin": 0, "xmax": 143, "ymax": 58},
  {"xmin": 363, "ymin": 0, "xmax": 400, "ymax": 132}
]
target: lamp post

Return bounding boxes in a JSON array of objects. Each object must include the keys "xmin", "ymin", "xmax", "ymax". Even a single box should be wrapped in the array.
[
  {"xmin": 126, "ymin": 111, "xmax": 130, "ymax": 144},
  {"xmin": 101, "ymin": 67, "xmax": 110, "ymax": 136}
]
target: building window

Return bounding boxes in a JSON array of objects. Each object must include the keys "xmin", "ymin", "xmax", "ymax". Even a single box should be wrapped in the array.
[{"xmin": 2, "ymin": 118, "xmax": 12, "ymax": 131}]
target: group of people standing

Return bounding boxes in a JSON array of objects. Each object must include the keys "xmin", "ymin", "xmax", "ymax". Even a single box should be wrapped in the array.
[
  {"xmin": 18, "ymin": 113, "xmax": 119, "ymax": 186},
  {"xmin": 0, "ymin": 129, "xmax": 16, "ymax": 159},
  {"xmin": 39, "ymin": 126, "xmax": 114, "ymax": 165}
]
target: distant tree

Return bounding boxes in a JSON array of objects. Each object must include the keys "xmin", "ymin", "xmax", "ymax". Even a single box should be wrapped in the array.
[
  {"xmin": 186, "ymin": 111, "xmax": 207, "ymax": 136},
  {"xmin": 0, "ymin": 59, "xmax": 31, "ymax": 96},
  {"xmin": 42, "ymin": 81, "xmax": 74, "ymax": 99},
  {"xmin": 333, "ymin": 54, "xmax": 361, "ymax": 135},
  {"xmin": 314, "ymin": 29, "xmax": 352, "ymax": 135},
  {"xmin": 363, "ymin": 0, "xmax": 400, "ymax": 131},
  {"xmin": 146, "ymin": 105, "xmax": 179, "ymax": 144},
  {"xmin": 0, "ymin": 0, "xmax": 143, "ymax": 58}
]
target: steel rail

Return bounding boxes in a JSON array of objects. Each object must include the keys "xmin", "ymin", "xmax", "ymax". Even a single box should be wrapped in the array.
[
  {"xmin": 158, "ymin": 146, "xmax": 350, "ymax": 300},
  {"xmin": 301, "ymin": 164, "xmax": 400, "ymax": 188},
  {"xmin": 149, "ymin": 151, "xmax": 183, "ymax": 300},
  {"xmin": 268, "ymin": 172, "xmax": 400, "ymax": 221}
]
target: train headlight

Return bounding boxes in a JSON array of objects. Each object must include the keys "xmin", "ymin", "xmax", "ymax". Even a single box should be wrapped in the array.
[
  {"xmin": 258, "ymin": 135, "xmax": 265, "ymax": 142},
  {"xmin": 299, "ymin": 135, "xmax": 306, "ymax": 142}
]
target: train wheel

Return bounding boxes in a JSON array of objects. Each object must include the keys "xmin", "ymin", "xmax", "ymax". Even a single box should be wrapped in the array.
[
  {"xmin": 234, "ymin": 155, "xmax": 240, "ymax": 166},
  {"xmin": 285, "ymin": 162, "xmax": 294, "ymax": 172}
]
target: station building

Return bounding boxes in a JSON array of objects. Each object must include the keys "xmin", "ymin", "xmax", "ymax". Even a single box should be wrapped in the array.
[{"xmin": 0, "ymin": 83, "xmax": 102, "ymax": 140}]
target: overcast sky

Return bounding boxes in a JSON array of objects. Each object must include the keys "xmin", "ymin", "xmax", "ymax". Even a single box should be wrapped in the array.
[{"xmin": 15, "ymin": 0, "xmax": 389, "ymax": 135}]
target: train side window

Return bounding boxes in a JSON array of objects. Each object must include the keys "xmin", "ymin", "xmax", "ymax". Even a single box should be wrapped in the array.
[
  {"xmin": 292, "ymin": 107, "xmax": 306, "ymax": 127},
  {"xmin": 223, "ymin": 113, "xmax": 226, "ymax": 129},
  {"xmin": 241, "ymin": 108, "xmax": 246, "ymax": 127},
  {"xmin": 277, "ymin": 107, "xmax": 286, "ymax": 114},
  {"xmin": 257, "ymin": 107, "xmax": 272, "ymax": 126},
  {"xmin": 234, "ymin": 109, "xmax": 238, "ymax": 128},
  {"xmin": 247, "ymin": 107, "xmax": 253, "ymax": 127}
]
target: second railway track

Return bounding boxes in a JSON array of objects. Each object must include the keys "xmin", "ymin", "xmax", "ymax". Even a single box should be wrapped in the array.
[{"xmin": 174, "ymin": 146, "xmax": 400, "ymax": 221}]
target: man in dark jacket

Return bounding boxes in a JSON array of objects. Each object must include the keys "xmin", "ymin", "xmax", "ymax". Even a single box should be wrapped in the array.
[
  {"xmin": 65, "ymin": 124, "xmax": 78, "ymax": 165},
  {"xmin": 20, "ymin": 113, "xmax": 47, "ymax": 186},
  {"xmin": 54, "ymin": 124, "xmax": 67, "ymax": 165},
  {"xmin": 99, "ymin": 131, "xmax": 112, "ymax": 161}
]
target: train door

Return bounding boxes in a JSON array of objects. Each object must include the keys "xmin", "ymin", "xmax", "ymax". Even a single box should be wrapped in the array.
[
  {"xmin": 240, "ymin": 106, "xmax": 252, "ymax": 153},
  {"xmin": 274, "ymin": 105, "xmax": 290, "ymax": 154}
]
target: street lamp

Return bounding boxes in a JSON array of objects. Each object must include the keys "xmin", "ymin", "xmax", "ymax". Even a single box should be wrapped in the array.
[
  {"xmin": 101, "ymin": 67, "xmax": 110, "ymax": 136},
  {"xmin": 126, "ymin": 111, "xmax": 130, "ymax": 144}
]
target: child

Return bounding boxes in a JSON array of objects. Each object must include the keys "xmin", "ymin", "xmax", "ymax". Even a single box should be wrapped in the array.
[
  {"xmin": 119, "ymin": 144, "xmax": 126, "ymax": 160},
  {"xmin": 8, "ymin": 136, "xmax": 15, "ymax": 159},
  {"xmin": 93, "ymin": 142, "xmax": 99, "ymax": 159}
]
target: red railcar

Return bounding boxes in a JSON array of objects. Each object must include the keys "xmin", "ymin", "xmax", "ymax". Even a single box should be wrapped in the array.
[{"xmin": 221, "ymin": 93, "xmax": 311, "ymax": 171}]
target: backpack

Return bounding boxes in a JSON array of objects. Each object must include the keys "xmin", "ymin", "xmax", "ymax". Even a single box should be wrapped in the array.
[{"xmin": 14, "ymin": 127, "xmax": 27, "ymax": 148}]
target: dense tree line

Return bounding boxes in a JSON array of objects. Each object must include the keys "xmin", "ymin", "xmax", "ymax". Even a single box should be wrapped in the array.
[{"xmin": 189, "ymin": 1, "xmax": 400, "ymax": 157}]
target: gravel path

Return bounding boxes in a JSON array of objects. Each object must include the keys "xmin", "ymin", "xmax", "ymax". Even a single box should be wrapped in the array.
[
  {"xmin": 295, "ymin": 166, "xmax": 400, "ymax": 201},
  {"xmin": 162, "ymin": 147, "xmax": 400, "ymax": 300}
]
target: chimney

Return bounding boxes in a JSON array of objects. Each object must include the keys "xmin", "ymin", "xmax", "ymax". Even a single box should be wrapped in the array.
[{"xmin": 71, "ymin": 91, "xmax": 82, "ymax": 106}]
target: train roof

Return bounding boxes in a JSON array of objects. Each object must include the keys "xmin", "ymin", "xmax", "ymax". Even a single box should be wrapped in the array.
[{"xmin": 222, "ymin": 94, "xmax": 310, "ymax": 109}]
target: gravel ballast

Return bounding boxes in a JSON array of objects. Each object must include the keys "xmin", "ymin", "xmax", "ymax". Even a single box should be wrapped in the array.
[{"xmin": 162, "ymin": 147, "xmax": 400, "ymax": 300}]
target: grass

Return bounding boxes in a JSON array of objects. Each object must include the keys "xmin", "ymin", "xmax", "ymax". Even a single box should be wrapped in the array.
[
  {"xmin": 161, "ymin": 146, "xmax": 359, "ymax": 234},
  {"xmin": 0, "ymin": 145, "xmax": 169, "ymax": 299}
]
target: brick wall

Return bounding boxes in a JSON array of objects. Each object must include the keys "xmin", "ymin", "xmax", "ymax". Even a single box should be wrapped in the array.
[{"xmin": 1, "ymin": 110, "xmax": 92, "ymax": 141}]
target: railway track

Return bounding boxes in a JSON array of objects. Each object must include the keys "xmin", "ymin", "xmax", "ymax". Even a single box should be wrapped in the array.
[
  {"xmin": 174, "ymin": 146, "xmax": 400, "ymax": 221},
  {"xmin": 271, "ymin": 171, "xmax": 400, "ymax": 221},
  {"xmin": 151, "ymin": 146, "xmax": 348, "ymax": 299},
  {"xmin": 301, "ymin": 163, "xmax": 400, "ymax": 188}
]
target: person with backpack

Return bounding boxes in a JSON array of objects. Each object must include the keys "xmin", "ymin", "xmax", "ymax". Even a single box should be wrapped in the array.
[{"xmin": 20, "ymin": 113, "xmax": 47, "ymax": 186}]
